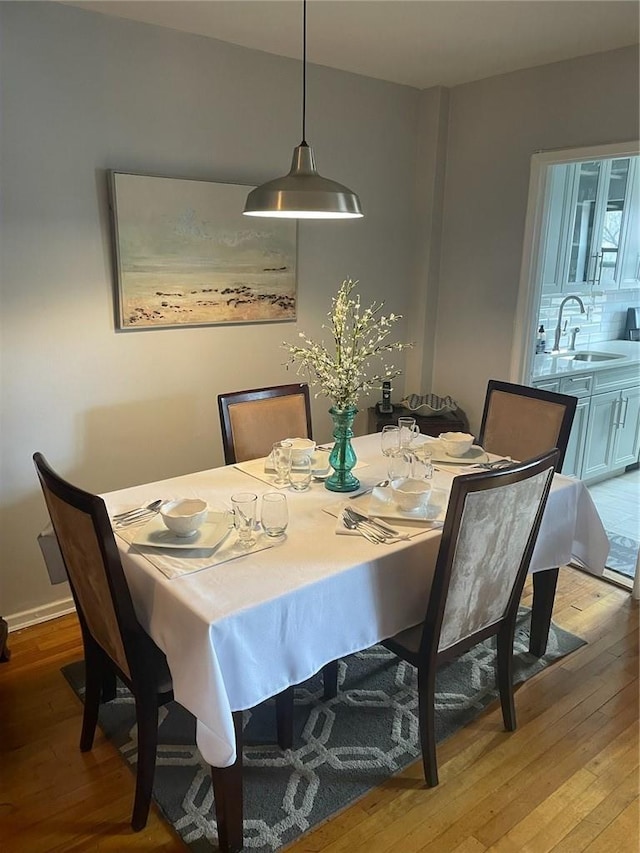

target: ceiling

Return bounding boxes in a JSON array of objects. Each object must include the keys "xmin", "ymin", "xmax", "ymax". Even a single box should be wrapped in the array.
[{"xmin": 64, "ymin": 1, "xmax": 639, "ymax": 89}]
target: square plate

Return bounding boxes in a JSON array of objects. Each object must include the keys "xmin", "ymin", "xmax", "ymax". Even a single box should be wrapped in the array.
[
  {"xmin": 358, "ymin": 486, "xmax": 448, "ymax": 522},
  {"xmin": 429, "ymin": 443, "xmax": 488, "ymax": 464},
  {"xmin": 132, "ymin": 511, "xmax": 233, "ymax": 550}
]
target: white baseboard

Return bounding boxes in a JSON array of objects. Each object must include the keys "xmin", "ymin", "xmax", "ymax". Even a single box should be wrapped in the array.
[{"xmin": 7, "ymin": 597, "xmax": 76, "ymax": 632}]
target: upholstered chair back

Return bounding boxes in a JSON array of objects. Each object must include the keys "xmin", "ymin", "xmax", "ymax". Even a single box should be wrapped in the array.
[
  {"xmin": 478, "ymin": 381, "xmax": 576, "ymax": 471},
  {"xmin": 218, "ymin": 383, "xmax": 312, "ymax": 464},
  {"xmin": 33, "ymin": 453, "xmax": 137, "ymax": 679},
  {"xmin": 438, "ymin": 464, "xmax": 554, "ymax": 653}
]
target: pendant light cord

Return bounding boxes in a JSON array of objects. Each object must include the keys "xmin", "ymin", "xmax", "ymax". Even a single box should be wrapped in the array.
[{"xmin": 301, "ymin": 0, "xmax": 307, "ymax": 145}]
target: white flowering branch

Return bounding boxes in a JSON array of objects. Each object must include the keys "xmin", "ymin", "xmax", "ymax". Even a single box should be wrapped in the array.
[{"xmin": 283, "ymin": 278, "xmax": 412, "ymax": 409}]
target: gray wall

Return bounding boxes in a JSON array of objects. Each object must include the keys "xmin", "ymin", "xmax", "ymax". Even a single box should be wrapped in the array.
[
  {"xmin": 0, "ymin": 3, "xmax": 424, "ymax": 622},
  {"xmin": 433, "ymin": 46, "xmax": 640, "ymax": 429}
]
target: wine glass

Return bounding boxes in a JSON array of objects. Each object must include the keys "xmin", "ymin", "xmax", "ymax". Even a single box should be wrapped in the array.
[
  {"xmin": 260, "ymin": 493, "xmax": 288, "ymax": 538},
  {"xmin": 380, "ymin": 425, "xmax": 400, "ymax": 457}
]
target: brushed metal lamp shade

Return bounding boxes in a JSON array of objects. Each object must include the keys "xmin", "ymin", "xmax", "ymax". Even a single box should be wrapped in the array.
[
  {"xmin": 244, "ymin": 143, "xmax": 363, "ymax": 219},
  {"xmin": 243, "ymin": 0, "xmax": 363, "ymax": 220}
]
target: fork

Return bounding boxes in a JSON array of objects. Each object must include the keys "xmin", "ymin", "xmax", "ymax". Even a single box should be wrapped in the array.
[
  {"xmin": 113, "ymin": 499, "xmax": 163, "ymax": 523},
  {"xmin": 341, "ymin": 511, "xmax": 384, "ymax": 543},
  {"xmin": 343, "ymin": 507, "xmax": 410, "ymax": 541},
  {"xmin": 113, "ymin": 504, "xmax": 164, "ymax": 528}
]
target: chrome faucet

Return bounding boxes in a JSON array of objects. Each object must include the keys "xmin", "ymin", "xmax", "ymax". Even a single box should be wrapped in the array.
[{"xmin": 552, "ymin": 295, "xmax": 586, "ymax": 351}]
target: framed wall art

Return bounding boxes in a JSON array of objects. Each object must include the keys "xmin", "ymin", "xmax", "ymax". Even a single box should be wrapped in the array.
[{"xmin": 109, "ymin": 172, "xmax": 297, "ymax": 330}]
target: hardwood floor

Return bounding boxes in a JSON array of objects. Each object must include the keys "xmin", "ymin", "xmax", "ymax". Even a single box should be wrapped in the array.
[{"xmin": 1, "ymin": 567, "xmax": 637, "ymax": 852}]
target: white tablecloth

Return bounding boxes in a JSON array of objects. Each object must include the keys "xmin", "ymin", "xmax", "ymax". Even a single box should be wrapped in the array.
[{"xmin": 101, "ymin": 434, "xmax": 607, "ymax": 768}]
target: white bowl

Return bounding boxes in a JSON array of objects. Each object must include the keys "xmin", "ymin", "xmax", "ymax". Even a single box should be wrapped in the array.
[
  {"xmin": 160, "ymin": 498, "xmax": 208, "ymax": 537},
  {"xmin": 439, "ymin": 432, "xmax": 474, "ymax": 457},
  {"xmin": 287, "ymin": 437, "xmax": 316, "ymax": 465},
  {"xmin": 390, "ymin": 477, "xmax": 432, "ymax": 512}
]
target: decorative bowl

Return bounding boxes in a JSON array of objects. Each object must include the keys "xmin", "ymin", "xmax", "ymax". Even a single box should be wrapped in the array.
[
  {"xmin": 390, "ymin": 477, "xmax": 432, "ymax": 512},
  {"xmin": 439, "ymin": 432, "xmax": 474, "ymax": 457},
  {"xmin": 287, "ymin": 437, "xmax": 316, "ymax": 465},
  {"xmin": 160, "ymin": 498, "xmax": 208, "ymax": 537}
]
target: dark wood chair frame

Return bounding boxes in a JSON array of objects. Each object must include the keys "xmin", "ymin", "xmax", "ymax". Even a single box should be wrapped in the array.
[
  {"xmin": 382, "ymin": 449, "xmax": 558, "ymax": 787},
  {"xmin": 34, "ymin": 453, "xmax": 295, "ymax": 838},
  {"xmin": 477, "ymin": 380, "xmax": 578, "ymax": 657},
  {"xmin": 218, "ymin": 383, "xmax": 313, "ymax": 465}
]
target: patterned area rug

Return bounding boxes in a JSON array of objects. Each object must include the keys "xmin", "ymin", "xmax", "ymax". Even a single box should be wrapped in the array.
[
  {"xmin": 605, "ymin": 532, "xmax": 639, "ymax": 579},
  {"xmin": 62, "ymin": 609, "xmax": 585, "ymax": 852}
]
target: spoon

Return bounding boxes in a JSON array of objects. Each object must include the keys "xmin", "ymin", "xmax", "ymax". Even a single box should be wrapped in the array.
[
  {"xmin": 348, "ymin": 480, "xmax": 389, "ymax": 499},
  {"xmin": 112, "ymin": 499, "xmax": 163, "ymax": 521}
]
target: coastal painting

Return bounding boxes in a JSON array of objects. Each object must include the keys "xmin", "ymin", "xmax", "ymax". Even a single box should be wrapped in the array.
[{"xmin": 109, "ymin": 172, "xmax": 297, "ymax": 329}]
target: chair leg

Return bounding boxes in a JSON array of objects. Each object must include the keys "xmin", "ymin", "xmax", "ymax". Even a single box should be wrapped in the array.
[
  {"xmin": 497, "ymin": 623, "xmax": 517, "ymax": 731},
  {"xmin": 416, "ymin": 667, "xmax": 439, "ymax": 787},
  {"xmin": 211, "ymin": 711, "xmax": 244, "ymax": 853},
  {"xmin": 80, "ymin": 643, "xmax": 104, "ymax": 752},
  {"xmin": 101, "ymin": 666, "xmax": 117, "ymax": 702},
  {"xmin": 131, "ymin": 690, "xmax": 160, "ymax": 831},
  {"xmin": 275, "ymin": 686, "xmax": 294, "ymax": 750},
  {"xmin": 322, "ymin": 660, "xmax": 339, "ymax": 699},
  {"xmin": 529, "ymin": 567, "xmax": 559, "ymax": 657}
]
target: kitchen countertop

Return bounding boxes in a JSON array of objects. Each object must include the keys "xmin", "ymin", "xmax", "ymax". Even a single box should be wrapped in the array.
[{"xmin": 532, "ymin": 340, "xmax": 640, "ymax": 381}]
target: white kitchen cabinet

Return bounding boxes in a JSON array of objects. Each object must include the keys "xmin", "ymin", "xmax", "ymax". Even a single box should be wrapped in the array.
[
  {"xmin": 531, "ymin": 374, "xmax": 591, "ymax": 477},
  {"xmin": 562, "ymin": 396, "xmax": 590, "ymax": 478},
  {"xmin": 540, "ymin": 165, "xmax": 572, "ymax": 295},
  {"xmin": 620, "ymin": 161, "xmax": 640, "ymax": 289},
  {"xmin": 532, "ymin": 358, "xmax": 640, "ymax": 482},
  {"xmin": 582, "ymin": 385, "xmax": 640, "ymax": 480},
  {"xmin": 582, "ymin": 390, "xmax": 619, "ymax": 479},
  {"xmin": 612, "ymin": 385, "xmax": 640, "ymax": 467},
  {"xmin": 563, "ymin": 156, "xmax": 637, "ymax": 292}
]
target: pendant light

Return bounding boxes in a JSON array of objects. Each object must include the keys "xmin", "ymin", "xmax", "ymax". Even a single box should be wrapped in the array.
[{"xmin": 243, "ymin": 0, "xmax": 363, "ymax": 219}]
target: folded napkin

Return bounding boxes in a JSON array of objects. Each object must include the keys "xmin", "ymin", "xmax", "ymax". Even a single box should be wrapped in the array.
[{"xmin": 115, "ymin": 512, "xmax": 275, "ymax": 579}]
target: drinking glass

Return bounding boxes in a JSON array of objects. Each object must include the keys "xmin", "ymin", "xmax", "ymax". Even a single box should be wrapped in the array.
[
  {"xmin": 272, "ymin": 441, "xmax": 293, "ymax": 486},
  {"xmin": 260, "ymin": 492, "xmax": 288, "ymax": 538},
  {"xmin": 380, "ymin": 425, "xmax": 400, "ymax": 457},
  {"xmin": 231, "ymin": 492, "xmax": 257, "ymax": 549},
  {"xmin": 411, "ymin": 448, "xmax": 433, "ymax": 481},
  {"xmin": 289, "ymin": 457, "xmax": 312, "ymax": 491},
  {"xmin": 398, "ymin": 417, "xmax": 420, "ymax": 448},
  {"xmin": 388, "ymin": 449, "xmax": 412, "ymax": 481}
]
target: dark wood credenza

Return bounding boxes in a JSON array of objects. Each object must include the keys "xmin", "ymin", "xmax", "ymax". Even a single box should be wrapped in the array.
[{"xmin": 367, "ymin": 405, "xmax": 470, "ymax": 437}]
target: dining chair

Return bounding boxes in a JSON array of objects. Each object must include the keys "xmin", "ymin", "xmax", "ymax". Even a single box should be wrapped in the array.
[
  {"xmin": 33, "ymin": 452, "xmax": 294, "ymax": 832},
  {"xmin": 381, "ymin": 449, "xmax": 558, "ymax": 787},
  {"xmin": 218, "ymin": 383, "xmax": 313, "ymax": 465},
  {"xmin": 477, "ymin": 379, "xmax": 577, "ymax": 471},
  {"xmin": 476, "ymin": 379, "xmax": 577, "ymax": 657},
  {"xmin": 217, "ymin": 384, "xmax": 339, "ymax": 702}
]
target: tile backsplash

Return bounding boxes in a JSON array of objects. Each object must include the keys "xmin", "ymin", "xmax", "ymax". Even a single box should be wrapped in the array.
[{"xmin": 537, "ymin": 288, "xmax": 640, "ymax": 350}]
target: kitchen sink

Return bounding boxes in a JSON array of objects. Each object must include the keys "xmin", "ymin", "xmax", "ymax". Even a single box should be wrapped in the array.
[{"xmin": 558, "ymin": 352, "xmax": 624, "ymax": 362}]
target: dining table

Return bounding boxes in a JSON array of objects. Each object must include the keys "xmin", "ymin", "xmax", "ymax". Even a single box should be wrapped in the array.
[{"xmin": 92, "ymin": 432, "xmax": 610, "ymax": 851}]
